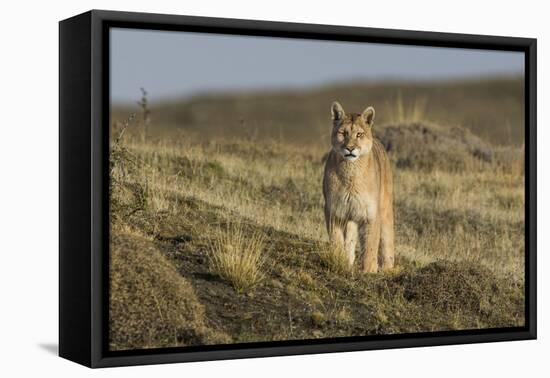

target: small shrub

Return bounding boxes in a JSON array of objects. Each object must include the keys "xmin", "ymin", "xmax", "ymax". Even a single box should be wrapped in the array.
[
  {"xmin": 109, "ymin": 112, "xmax": 151, "ymax": 222},
  {"xmin": 208, "ymin": 223, "xmax": 266, "ymax": 293}
]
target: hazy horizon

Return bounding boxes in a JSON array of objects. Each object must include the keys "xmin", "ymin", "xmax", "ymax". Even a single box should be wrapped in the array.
[{"xmin": 110, "ymin": 28, "xmax": 524, "ymax": 104}]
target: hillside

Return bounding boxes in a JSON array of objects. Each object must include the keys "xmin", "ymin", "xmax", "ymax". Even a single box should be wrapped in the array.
[{"xmin": 109, "ymin": 116, "xmax": 525, "ymax": 350}]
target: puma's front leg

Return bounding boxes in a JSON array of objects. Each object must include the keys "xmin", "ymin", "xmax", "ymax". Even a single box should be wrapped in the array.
[
  {"xmin": 328, "ymin": 220, "xmax": 345, "ymax": 251},
  {"xmin": 344, "ymin": 221, "xmax": 358, "ymax": 266},
  {"xmin": 360, "ymin": 217, "xmax": 381, "ymax": 273}
]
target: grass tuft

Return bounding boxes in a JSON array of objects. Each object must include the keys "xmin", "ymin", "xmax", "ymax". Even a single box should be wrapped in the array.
[
  {"xmin": 387, "ymin": 92, "xmax": 428, "ymax": 123},
  {"xmin": 317, "ymin": 243, "xmax": 352, "ymax": 275},
  {"xmin": 208, "ymin": 223, "xmax": 267, "ymax": 293}
]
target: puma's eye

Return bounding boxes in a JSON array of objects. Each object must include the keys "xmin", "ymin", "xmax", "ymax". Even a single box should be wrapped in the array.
[
  {"xmin": 337, "ymin": 130, "xmax": 345, "ymax": 135},
  {"xmin": 356, "ymin": 132, "xmax": 364, "ymax": 138}
]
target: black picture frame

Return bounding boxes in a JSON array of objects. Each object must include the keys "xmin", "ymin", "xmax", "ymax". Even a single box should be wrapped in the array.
[{"xmin": 59, "ymin": 9, "xmax": 537, "ymax": 368}]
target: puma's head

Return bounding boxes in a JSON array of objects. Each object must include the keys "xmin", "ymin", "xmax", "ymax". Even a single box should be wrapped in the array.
[{"xmin": 330, "ymin": 101, "xmax": 375, "ymax": 162}]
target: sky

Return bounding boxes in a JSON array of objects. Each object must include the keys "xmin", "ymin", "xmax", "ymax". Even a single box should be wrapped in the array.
[{"xmin": 110, "ymin": 28, "xmax": 524, "ymax": 104}]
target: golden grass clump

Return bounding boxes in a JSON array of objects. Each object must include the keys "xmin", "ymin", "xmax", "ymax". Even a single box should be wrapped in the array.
[
  {"xmin": 387, "ymin": 92, "xmax": 428, "ymax": 123},
  {"xmin": 208, "ymin": 223, "xmax": 267, "ymax": 293},
  {"xmin": 110, "ymin": 233, "xmax": 230, "ymax": 350},
  {"xmin": 318, "ymin": 242, "xmax": 352, "ymax": 275}
]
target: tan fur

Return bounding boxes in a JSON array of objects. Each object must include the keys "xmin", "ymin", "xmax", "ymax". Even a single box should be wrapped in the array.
[{"xmin": 323, "ymin": 102, "xmax": 395, "ymax": 273}]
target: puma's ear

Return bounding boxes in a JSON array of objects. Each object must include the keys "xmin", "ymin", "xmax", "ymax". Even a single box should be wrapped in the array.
[
  {"xmin": 331, "ymin": 101, "xmax": 345, "ymax": 122},
  {"xmin": 362, "ymin": 106, "xmax": 375, "ymax": 126}
]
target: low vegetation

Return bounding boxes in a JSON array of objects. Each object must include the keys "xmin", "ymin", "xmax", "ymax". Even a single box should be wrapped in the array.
[
  {"xmin": 109, "ymin": 80, "xmax": 525, "ymax": 350},
  {"xmin": 207, "ymin": 223, "xmax": 267, "ymax": 293},
  {"xmin": 318, "ymin": 242, "xmax": 353, "ymax": 276}
]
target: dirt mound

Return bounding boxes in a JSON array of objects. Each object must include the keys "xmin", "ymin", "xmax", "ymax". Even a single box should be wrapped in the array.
[
  {"xmin": 109, "ymin": 233, "xmax": 230, "ymax": 350},
  {"xmin": 389, "ymin": 261, "xmax": 524, "ymax": 325},
  {"xmin": 376, "ymin": 122, "xmax": 494, "ymax": 171}
]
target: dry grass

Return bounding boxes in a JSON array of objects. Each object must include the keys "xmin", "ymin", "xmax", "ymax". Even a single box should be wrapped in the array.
[
  {"xmin": 386, "ymin": 92, "xmax": 428, "ymax": 124},
  {"xmin": 110, "ymin": 123, "xmax": 525, "ymax": 280},
  {"xmin": 208, "ymin": 223, "xmax": 267, "ymax": 293}
]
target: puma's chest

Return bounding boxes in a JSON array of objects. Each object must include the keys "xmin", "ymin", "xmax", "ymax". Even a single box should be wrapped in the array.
[{"xmin": 325, "ymin": 174, "xmax": 378, "ymax": 222}]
